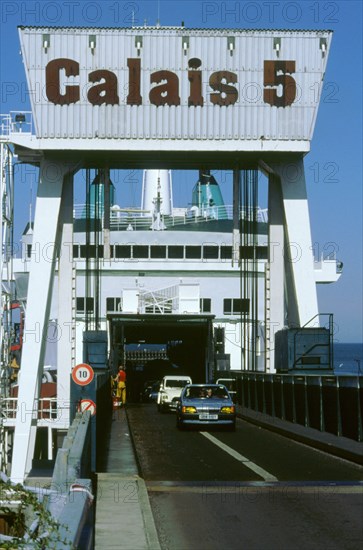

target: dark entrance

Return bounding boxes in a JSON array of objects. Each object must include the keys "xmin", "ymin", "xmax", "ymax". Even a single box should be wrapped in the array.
[{"xmin": 108, "ymin": 314, "xmax": 214, "ymax": 402}]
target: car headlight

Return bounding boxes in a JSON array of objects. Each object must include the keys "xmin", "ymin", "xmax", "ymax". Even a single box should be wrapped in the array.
[
  {"xmin": 220, "ymin": 406, "xmax": 235, "ymax": 414},
  {"xmin": 182, "ymin": 406, "xmax": 197, "ymax": 414}
]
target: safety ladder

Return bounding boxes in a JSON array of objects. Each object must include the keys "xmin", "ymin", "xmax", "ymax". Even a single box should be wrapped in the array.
[
  {"xmin": 71, "ymin": 263, "xmax": 77, "ymax": 367},
  {"xmin": 264, "ymin": 262, "xmax": 271, "ymax": 372}
]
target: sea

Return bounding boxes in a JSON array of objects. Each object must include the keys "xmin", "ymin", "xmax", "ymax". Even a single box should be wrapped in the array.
[{"xmin": 333, "ymin": 343, "xmax": 363, "ymax": 375}]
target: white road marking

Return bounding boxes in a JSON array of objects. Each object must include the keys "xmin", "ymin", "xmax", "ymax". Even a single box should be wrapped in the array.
[{"xmin": 200, "ymin": 431, "xmax": 278, "ymax": 482}]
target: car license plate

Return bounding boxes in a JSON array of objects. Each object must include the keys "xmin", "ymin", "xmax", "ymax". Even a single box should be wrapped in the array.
[{"xmin": 199, "ymin": 413, "xmax": 218, "ymax": 420}]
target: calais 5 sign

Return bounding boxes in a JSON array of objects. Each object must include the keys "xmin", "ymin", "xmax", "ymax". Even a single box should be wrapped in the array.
[
  {"xmin": 45, "ymin": 57, "xmax": 296, "ymax": 108},
  {"xmin": 18, "ymin": 28, "xmax": 332, "ymax": 143}
]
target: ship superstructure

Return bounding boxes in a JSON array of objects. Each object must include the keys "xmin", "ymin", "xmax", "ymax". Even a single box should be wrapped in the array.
[{"xmin": 12, "ymin": 169, "xmax": 341, "ymax": 387}]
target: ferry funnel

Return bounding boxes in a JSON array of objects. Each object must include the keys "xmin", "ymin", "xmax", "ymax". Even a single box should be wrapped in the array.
[
  {"xmin": 83, "ymin": 171, "xmax": 115, "ymax": 219},
  {"xmin": 192, "ymin": 171, "xmax": 227, "ymax": 219},
  {"xmin": 141, "ymin": 170, "xmax": 173, "ymax": 216}
]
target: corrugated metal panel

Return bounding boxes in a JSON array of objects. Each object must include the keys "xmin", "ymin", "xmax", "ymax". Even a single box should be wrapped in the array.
[{"xmin": 19, "ymin": 28, "xmax": 332, "ymax": 145}]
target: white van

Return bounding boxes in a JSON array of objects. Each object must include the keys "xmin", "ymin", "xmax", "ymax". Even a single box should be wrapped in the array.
[
  {"xmin": 157, "ymin": 375, "xmax": 192, "ymax": 412},
  {"xmin": 216, "ymin": 378, "xmax": 237, "ymax": 402}
]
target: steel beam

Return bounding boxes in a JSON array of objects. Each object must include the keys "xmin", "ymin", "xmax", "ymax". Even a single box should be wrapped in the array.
[
  {"xmin": 57, "ymin": 175, "xmax": 74, "ymax": 427},
  {"xmin": 277, "ymin": 158, "xmax": 319, "ymax": 327},
  {"xmin": 11, "ymin": 160, "xmax": 71, "ymax": 482},
  {"xmin": 263, "ymin": 157, "xmax": 319, "ymax": 372},
  {"xmin": 267, "ymin": 174, "xmax": 285, "ymax": 372}
]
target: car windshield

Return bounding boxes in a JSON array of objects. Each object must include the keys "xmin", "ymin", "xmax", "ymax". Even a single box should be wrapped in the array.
[
  {"xmin": 165, "ymin": 379, "xmax": 190, "ymax": 388},
  {"xmin": 185, "ymin": 386, "xmax": 229, "ymax": 399}
]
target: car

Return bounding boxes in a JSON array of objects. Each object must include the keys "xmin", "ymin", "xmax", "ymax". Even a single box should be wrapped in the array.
[
  {"xmin": 149, "ymin": 381, "xmax": 161, "ymax": 402},
  {"xmin": 140, "ymin": 380, "xmax": 160, "ymax": 402},
  {"xmin": 176, "ymin": 384, "xmax": 236, "ymax": 430},
  {"xmin": 157, "ymin": 375, "xmax": 192, "ymax": 412}
]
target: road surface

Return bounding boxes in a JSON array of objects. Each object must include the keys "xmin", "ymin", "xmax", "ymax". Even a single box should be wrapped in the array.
[{"xmin": 127, "ymin": 404, "xmax": 363, "ymax": 550}]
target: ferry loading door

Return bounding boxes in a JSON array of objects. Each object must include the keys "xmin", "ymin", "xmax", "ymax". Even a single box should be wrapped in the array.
[
  {"xmin": 108, "ymin": 314, "xmax": 214, "ymax": 392},
  {"xmin": 169, "ymin": 317, "xmax": 213, "ymax": 383}
]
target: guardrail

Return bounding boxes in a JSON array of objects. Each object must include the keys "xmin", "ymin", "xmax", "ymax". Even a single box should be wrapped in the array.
[
  {"xmin": 48, "ymin": 411, "xmax": 94, "ymax": 549},
  {"xmin": 0, "ymin": 412, "xmax": 94, "ymax": 548},
  {"xmin": 216, "ymin": 372, "xmax": 363, "ymax": 442}
]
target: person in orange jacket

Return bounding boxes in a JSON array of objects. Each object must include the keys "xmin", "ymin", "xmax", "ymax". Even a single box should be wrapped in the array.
[{"xmin": 115, "ymin": 366, "xmax": 127, "ymax": 406}]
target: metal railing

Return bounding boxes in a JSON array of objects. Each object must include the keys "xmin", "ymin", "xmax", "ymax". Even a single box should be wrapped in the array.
[
  {"xmin": 138, "ymin": 284, "xmax": 180, "ymax": 314},
  {"xmin": 73, "ymin": 203, "xmax": 269, "ymax": 230},
  {"xmin": 218, "ymin": 371, "xmax": 363, "ymax": 442},
  {"xmin": 0, "ymin": 112, "xmax": 33, "ymax": 138},
  {"xmin": 1, "ymin": 397, "xmax": 59, "ymax": 426}
]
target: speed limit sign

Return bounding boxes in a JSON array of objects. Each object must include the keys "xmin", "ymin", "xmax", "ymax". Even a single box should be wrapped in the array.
[{"xmin": 72, "ymin": 363, "xmax": 94, "ymax": 386}]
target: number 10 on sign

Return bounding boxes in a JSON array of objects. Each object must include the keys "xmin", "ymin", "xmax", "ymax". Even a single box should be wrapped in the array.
[{"xmin": 72, "ymin": 363, "xmax": 94, "ymax": 386}]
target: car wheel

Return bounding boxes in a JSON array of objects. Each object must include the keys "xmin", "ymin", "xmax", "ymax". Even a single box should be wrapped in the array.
[{"xmin": 226, "ymin": 423, "xmax": 236, "ymax": 432}]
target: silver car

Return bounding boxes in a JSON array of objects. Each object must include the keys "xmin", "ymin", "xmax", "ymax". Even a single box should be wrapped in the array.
[{"xmin": 176, "ymin": 384, "xmax": 236, "ymax": 431}]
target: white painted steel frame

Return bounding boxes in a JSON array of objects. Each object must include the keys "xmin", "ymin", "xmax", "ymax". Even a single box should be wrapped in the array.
[
  {"xmin": 266, "ymin": 173, "xmax": 285, "ymax": 373},
  {"xmin": 10, "ymin": 160, "xmax": 77, "ymax": 483},
  {"xmin": 264, "ymin": 157, "xmax": 319, "ymax": 372},
  {"xmin": 278, "ymin": 157, "xmax": 319, "ymax": 326},
  {"xmin": 0, "ymin": 142, "xmax": 14, "ymax": 352},
  {"xmin": 57, "ymin": 176, "xmax": 74, "ymax": 427},
  {"xmin": 9, "ymin": 134, "xmax": 311, "ymax": 153},
  {"xmin": 0, "ymin": 141, "xmax": 14, "ymax": 473}
]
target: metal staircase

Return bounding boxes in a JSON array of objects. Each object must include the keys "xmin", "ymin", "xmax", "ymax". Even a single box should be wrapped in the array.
[{"xmin": 138, "ymin": 284, "xmax": 180, "ymax": 314}]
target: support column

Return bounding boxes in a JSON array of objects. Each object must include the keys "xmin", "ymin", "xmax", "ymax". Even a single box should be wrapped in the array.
[
  {"xmin": 11, "ymin": 160, "xmax": 68, "ymax": 483},
  {"xmin": 275, "ymin": 157, "xmax": 319, "ymax": 327},
  {"xmin": 267, "ymin": 174, "xmax": 285, "ymax": 373},
  {"xmin": 57, "ymin": 175, "xmax": 74, "ymax": 427}
]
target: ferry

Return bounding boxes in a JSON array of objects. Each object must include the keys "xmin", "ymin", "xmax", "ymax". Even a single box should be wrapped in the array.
[{"xmin": 10, "ymin": 168, "xmax": 342, "ymax": 400}]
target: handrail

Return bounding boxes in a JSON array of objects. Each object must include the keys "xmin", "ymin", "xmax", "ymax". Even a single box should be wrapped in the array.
[
  {"xmin": 139, "ymin": 284, "xmax": 180, "ymax": 313},
  {"xmin": 293, "ymin": 343, "xmax": 331, "ymax": 367},
  {"xmin": 219, "ymin": 370, "xmax": 363, "ymax": 443},
  {"xmin": 73, "ymin": 203, "xmax": 269, "ymax": 229},
  {"xmin": 0, "ymin": 112, "xmax": 33, "ymax": 138},
  {"xmin": 0, "ymin": 397, "xmax": 59, "ymax": 423}
]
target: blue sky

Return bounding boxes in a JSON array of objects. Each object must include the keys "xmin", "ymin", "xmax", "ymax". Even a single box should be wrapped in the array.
[{"xmin": 0, "ymin": 0, "xmax": 362, "ymax": 342}]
